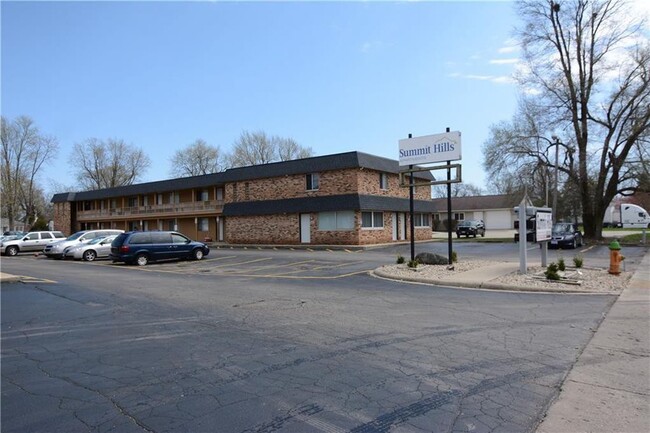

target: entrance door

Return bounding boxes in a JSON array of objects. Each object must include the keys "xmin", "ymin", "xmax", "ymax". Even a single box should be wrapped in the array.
[
  {"xmin": 300, "ymin": 214, "xmax": 311, "ymax": 244},
  {"xmin": 399, "ymin": 213, "xmax": 406, "ymax": 240},
  {"xmin": 217, "ymin": 217, "xmax": 224, "ymax": 242},
  {"xmin": 392, "ymin": 212, "xmax": 398, "ymax": 241}
]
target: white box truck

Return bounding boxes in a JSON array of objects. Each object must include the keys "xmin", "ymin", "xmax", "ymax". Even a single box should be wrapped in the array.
[{"xmin": 606, "ymin": 203, "xmax": 650, "ymax": 228}]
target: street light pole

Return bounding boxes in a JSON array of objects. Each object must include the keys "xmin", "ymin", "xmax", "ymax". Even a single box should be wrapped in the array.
[{"xmin": 551, "ymin": 135, "xmax": 560, "ymax": 217}]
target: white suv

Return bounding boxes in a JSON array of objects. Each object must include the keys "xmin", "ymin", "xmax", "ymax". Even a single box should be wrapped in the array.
[
  {"xmin": 1, "ymin": 231, "xmax": 66, "ymax": 256},
  {"xmin": 43, "ymin": 229, "xmax": 124, "ymax": 259}
]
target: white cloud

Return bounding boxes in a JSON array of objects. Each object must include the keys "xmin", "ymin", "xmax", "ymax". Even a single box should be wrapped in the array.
[
  {"xmin": 448, "ymin": 73, "xmax": 514, "ymax": 85},
  {"xmin": 489, "ymin": 58, "xmax": 519, "ymax": 65}
]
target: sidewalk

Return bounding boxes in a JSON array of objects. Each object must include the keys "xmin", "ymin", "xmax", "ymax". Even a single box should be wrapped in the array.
[{"xmin": 535, "ymin": 251, "xmax": 650, "ymax": 433}]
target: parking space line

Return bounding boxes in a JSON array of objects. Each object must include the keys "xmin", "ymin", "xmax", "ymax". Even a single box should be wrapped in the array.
[
  {"xmin": 312, "ymin": 260, "xmax": 366, "ymax": 270},
  {"xmin": 215, "ymin": 270, "xmax": 371, "ymax": 279},
  {"xmin": 207, "ymin": 257, "xmax": 273, "ymax": 269},
  {"xmin": 580, "ymin": 245, "xmax": 596, "ymax": 254},
  {"xmin": 236, "ymin": 260, "xmax": 317, "ymax": 271}
]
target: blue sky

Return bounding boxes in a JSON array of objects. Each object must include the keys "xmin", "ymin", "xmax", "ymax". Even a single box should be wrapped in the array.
[{"xmin": 2, "ymin": 0, "xmax": 523, "ymax": 195}]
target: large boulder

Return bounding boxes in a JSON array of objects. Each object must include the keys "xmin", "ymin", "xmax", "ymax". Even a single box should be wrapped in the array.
[{"xmin": 415, "ymin": 252, "xmax": 449, "ymax": 265}]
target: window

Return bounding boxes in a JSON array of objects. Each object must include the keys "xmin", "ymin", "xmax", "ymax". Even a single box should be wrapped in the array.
[
  {"xmin": 413, "ymin": 213, "xmax": 431, "ymax": 227},
  {"xmin": 130, "ymin": 233, "xmax": 151, "ymax": 244},
  {"xmin": 198, "ymin": 217, "xmax": 209, "ymax": 232},
  {"xmin": 379, "ymin": 173, "xmax": 388, "ymax": 190},
  {"xmin": 318, "ymin": 211, "xmax": 355, "ymax": 231},
  {"xmin": 361, "ymin": 211, "xmax": 384, "ymax": 229},
  {"xmin": 172, "ymin": 233, "xmax": 189, "ymax": 244},
  {"xmin": 26, "ymin": 233, "xmax": 39, "ymax": 240},
  {"xmin": 41, "ymin": 233, "xmax": 53, "ymax": 239},
  {"xmin": 216, "ymin": 188, "xmax": 224, "ymax": 201},
  {"xmin": 151, "ymin": 232, "xmax": 172, "ymax": 244},
  {"xmin": 306, "ymin": 173, "xmax": 320, "ymax": 191},
  {"xmin": 196, "ymin": 190, "xmax": 209, "ymax": 201},
  {"xmin": 454, "ymin": 213, "xmax": 465, "ymax": 221},
  {"xmin": 127, "ymin": 197, "xmax": 138, "ymax": 207}
]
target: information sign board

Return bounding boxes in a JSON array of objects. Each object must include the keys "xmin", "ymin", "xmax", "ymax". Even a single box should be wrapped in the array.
[
  {"xmin": 536, "ymin": 211, "xmax": 553, "ymax": 242},
  {"xmin": 398, "ymin": 131, "xmax": 462, "ymax": 166}
]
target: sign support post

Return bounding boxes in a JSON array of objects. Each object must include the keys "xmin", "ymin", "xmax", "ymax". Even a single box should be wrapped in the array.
[{"xmin": 398, "ymin": 130, "xmax": 462, "ymax": 265}]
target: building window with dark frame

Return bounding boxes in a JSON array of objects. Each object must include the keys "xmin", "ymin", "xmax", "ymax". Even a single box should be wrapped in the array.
[
  {"xmin": 361, "ymin": 211, "xmax": 384, "ymax": 229},
  {"xmin": 413, "ymin": 213, "xmax": 431, "ymax": 227},
  {"xmin": 196, "ymin": 190, "xmax": 209, "ymax": 202},
  {"xmin": 318, "ymin": 211, "xmax": 355, "ymax": 231},
  {"xmin": 454, "ymin": 213, "xmax": 465, "ymax": 221},
  {"xmin": 198, "ymin": 217, "xmax": 209, "ymax": 232},
  {"xmin": 379, "ymin": 173, "xmax": 388, "ymax": 190},
  {"xmin": 306, "ymin": 173, "xmax": 320, "ymax": 191}
]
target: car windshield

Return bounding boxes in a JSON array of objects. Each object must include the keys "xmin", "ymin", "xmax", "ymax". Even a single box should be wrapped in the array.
[
  {"xmin": 552, "ymin": 224, "xmax": 573, "ymax": 235},
  {"xmin": 87, "ymin": 237, "xmax": 106, "ymax": 245},
  {"xmin": 66, "ymin": 232, "xmax": 86, "ymax": 241},
  {"xmin": 459, "ymin": 221, "xmax": 472, "ymax": 227}
]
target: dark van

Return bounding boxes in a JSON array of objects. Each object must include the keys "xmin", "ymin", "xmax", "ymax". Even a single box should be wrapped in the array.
[{"xmin": 110, "ymin": 231, "xmax": 209, "ymax": 266}]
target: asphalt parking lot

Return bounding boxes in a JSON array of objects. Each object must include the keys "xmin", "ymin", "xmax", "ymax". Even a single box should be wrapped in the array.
[
  {"xmin": 8, "ymin": 239, "xmax": 648, "ymax": 281},
  {"xmin": 1, "ymin": 241, "xmax": 647, "ymax": 433}
]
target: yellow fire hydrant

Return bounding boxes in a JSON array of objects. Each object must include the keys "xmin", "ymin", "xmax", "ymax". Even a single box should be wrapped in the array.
[{"xmin": 608, "ymin": 240, "xmax": 625, "ymax": 275}]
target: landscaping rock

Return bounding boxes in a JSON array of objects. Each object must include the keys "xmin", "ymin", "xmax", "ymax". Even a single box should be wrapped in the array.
[{"xmin": 415, "ymin": 252, "xmax": 449, "ymax": 265}]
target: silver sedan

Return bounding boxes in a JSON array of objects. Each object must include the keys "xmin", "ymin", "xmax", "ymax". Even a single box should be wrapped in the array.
[{"xmin": 66, "ymin": 235, "xmax": 118, "ymax": 261}]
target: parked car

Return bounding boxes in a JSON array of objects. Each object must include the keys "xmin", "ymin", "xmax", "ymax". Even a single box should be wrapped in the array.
[
  {"xmin": 550, "ymin": 222, "xmax": 583, "ymax": 249},
  {"xmin": 455, "ymin": 220, "xmax": 485, "ymax": 238},
  {"xmin": 110, "ymin": 231, "xmax": 209, "ymax": 266},
  {"xmin": 1, "ymin": 231, "xmax": 65, "ymax": 256},
  {"xmin": 3, "ymin": 230, "xmax": 26, "ymax": 237},
  {"xmin": 43, "ymin": 229, "xmax": 124, "ymax": 259},
  {"xmin": 65, "ymin": 235, "xmax": 118, "ymax": 261}
]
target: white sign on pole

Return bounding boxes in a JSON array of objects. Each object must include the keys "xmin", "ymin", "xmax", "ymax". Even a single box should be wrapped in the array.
[
  {"xmin": 536, "ymin": 211, "xmax": 553, "ymax": 242},
  {"xmin": 398, "ymin": 131, "xmax": 462, "ymax": 166}
]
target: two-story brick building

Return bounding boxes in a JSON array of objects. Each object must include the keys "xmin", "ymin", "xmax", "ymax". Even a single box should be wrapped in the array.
[{"xmin": 51, "ymin": 151, "xmax": 436, "ymax": 245}]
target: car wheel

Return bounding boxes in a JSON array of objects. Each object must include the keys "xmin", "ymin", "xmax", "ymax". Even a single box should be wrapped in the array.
[
  {"xmin": 6, "ymin": 246, "xmax": 18, "ymax": 256},
  {"xmin": 456, "ymin": 234, "xmax": 460, "ymax": 238},
  {"xmin": 193, "ymin": 249, "xmax": 204, "ymax": 261},
  {"xmin": 571, "ymin": 238, "xmax": 577, "ymax": 249},
  {"xmin": 136, "ymin": 254, "xmax": 149, "ymax": 266},
  {"xmin": 481, "ymin": 231, "xmax": 485, "ymax": 237},
  {"xmin": 83, "ymin": 250, "xmax": 97, "ymax": 262}
]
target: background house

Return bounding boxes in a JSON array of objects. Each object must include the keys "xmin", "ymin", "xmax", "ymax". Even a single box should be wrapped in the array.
[{"xmin": 432, "ymin": 194, "xmax": 519, "ymax": 230}]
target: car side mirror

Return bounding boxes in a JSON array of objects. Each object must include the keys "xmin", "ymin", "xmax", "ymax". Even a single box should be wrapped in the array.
[{"xmin": 22, "ymin": 237, "xmax": 28, "ymax": 241}]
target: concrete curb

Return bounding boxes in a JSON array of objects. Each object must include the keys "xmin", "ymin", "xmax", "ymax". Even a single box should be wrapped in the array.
[{"xmin": 371, "ymin": 268, "xmax": 620, "ymax": 295}]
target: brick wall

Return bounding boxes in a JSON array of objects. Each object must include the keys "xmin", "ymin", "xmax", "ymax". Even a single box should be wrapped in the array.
[
  {"xmin": 226, "ymin": 215, "xmax": 301, "ymax": 244},
  {"xmin": 357, "ymin": 170, "xmax": 431, "ymax": 200},
  {"xmin": 53, "ymin": 202, "xmax": 73, "ymax": 236}
]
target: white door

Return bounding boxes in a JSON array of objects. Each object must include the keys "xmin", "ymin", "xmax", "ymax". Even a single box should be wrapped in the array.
[
  {"xmin": 300, "ymin": 214, "xmax": 311, "ymax": 244},
  {"xmin": 399, "ymin": 213, "xmax": 406, "ymax": 240},
  {"xmin": 217, "ymin": 218, "xmax": 224, "ymax": 242},
  {"xmin": 392, "ymin": 212, "xmax": 398, "ymax": 241}
]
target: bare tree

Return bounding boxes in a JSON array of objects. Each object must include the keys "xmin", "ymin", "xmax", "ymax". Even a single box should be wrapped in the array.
[
  {"xmin": 226, "ymin": 130, "xmax": 313, "ymax": 168},
  {"xmin": 71, "ymin": 138, "xmax": 151, "ymax": 190},
  {"xmin": 433, "ymin": 182, "xmax": 484, "ymax": 199},
  {"xmin": 483, "ymin": 0, "xmax": 649, "ymax": 239},
  {"xmin": 1, "ymin": 116, "xmax": 58, "ymax": 229},
  {"xmin": 169, "ymin": 139, "xmax": 224, "ymax": 177},
  {"xmin": 277, "ymin": 137, "xmax": 313, "ymax": 161}
]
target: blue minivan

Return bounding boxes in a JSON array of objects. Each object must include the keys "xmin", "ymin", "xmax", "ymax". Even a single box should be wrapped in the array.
[{"xmin": 110, "ymin": 231, "xmax": 209, "ymax": 266}]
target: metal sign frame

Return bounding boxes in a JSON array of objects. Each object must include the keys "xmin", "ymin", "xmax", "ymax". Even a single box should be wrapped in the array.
[{"xmin": 399, "ymin": 163, "xmax": 462, "ymax": 188}]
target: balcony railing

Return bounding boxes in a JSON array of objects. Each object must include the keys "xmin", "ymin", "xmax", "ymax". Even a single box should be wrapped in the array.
[{"xmin": 78, "ymin": 200, "xmax": 224, "ymax": 219}]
